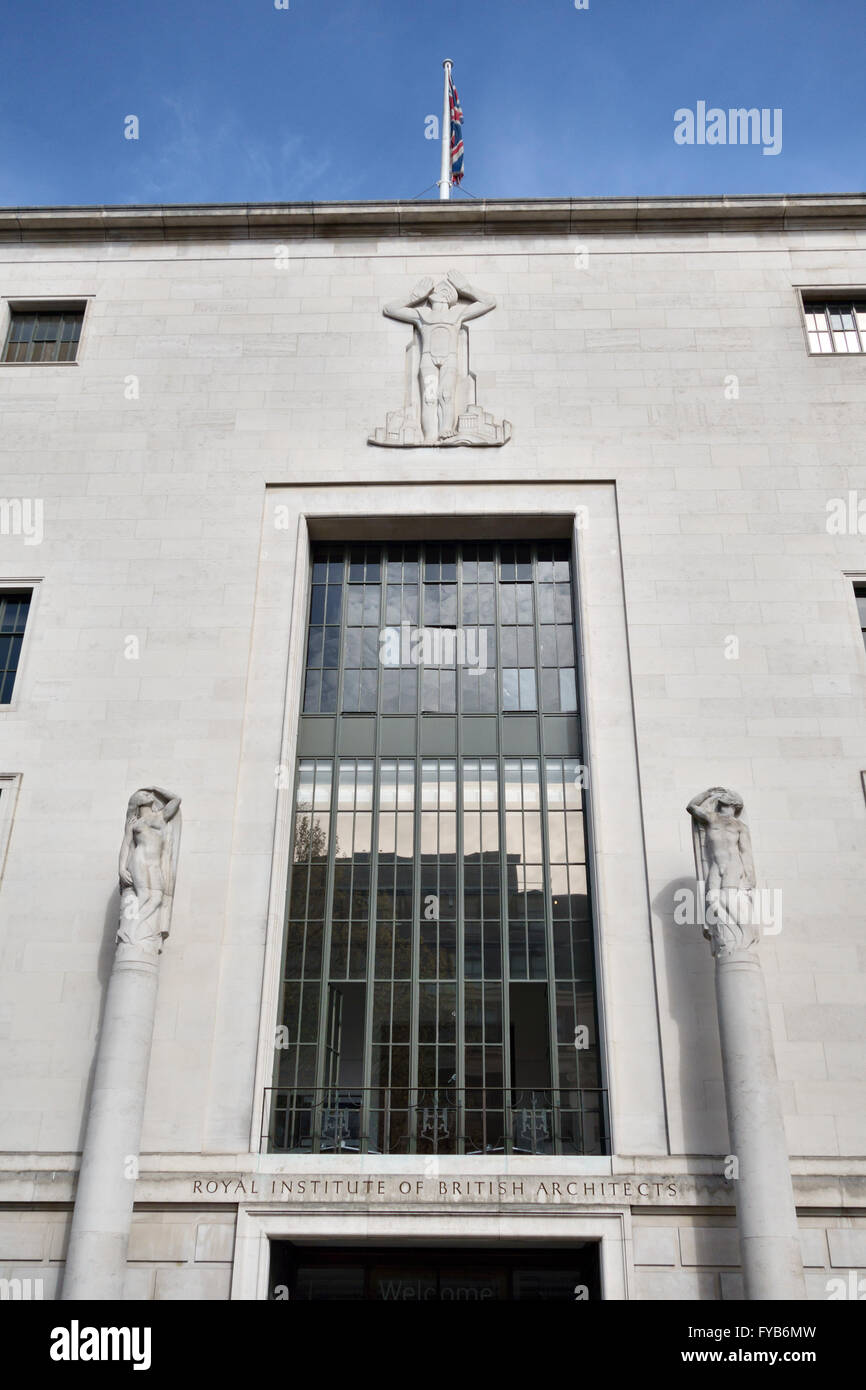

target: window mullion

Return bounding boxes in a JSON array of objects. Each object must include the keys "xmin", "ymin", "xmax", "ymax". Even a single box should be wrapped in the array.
[
  {"xmin": 533, "ymin": 542, "xmax": 563, "ymax": 1151},
  {"xmin": 312, "ymin": 548, "xmax": 349, "ymax": 1129},
  {"xmin": 494, "ymin": 555, "xmax": 514, "ymax": 1151},
  {"xmin": 409, "ymin": 554, "xmax": 423, "ymax": 1142},
  {"xmin": 455, "ymin": 554, "xmax": 465, "ymax": 1149},
  {"xmin": 363, "ymin": 543, "xmax": 385, "ymax": 1150}
]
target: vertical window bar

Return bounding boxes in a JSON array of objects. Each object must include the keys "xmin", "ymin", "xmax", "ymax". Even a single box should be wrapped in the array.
[
  {"xmin": 492, "ymin": 559, "xmax": 513, "ymax": 1148},
  {"xmin": 455, "ymin": 550, "xmax": 465, "ymax": 1149}
]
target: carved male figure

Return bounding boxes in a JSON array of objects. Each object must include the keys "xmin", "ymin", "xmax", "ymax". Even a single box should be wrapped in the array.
[
  {"xmin": 118, "ymin": 786, "xmax": 182, "ymax": 949},
  {"xmin": 383, "ymin": 270, "xmax": 496, "ymax": 443},
  {"xmin": 686, "ymin": 786, "xmax": 757, "ymax": 951}
]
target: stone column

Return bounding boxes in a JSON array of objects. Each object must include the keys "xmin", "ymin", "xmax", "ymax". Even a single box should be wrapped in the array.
[
  {"xmin": 686, "ymin": 787, "xmax": 805, "ymax": 1301},
  {"xmin": 61, "ymin": 787, "xmax": 181, "ymax": 1301}
]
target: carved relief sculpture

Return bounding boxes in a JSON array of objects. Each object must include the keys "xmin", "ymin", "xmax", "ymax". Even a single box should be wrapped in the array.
[
  {"xmin": 117, "ymin": 787, "xmax": 182, "ymax": 960},
  {"xmin": 368, "ymin": 270, "xmax": 511, "ymax": 447},
  {"xmin": 686, "ymin": 786, "xmax": 759, "ymax": 958}
]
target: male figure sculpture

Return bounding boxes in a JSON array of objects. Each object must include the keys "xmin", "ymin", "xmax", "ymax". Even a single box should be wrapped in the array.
[
  {"xmin": 117, "ymin": 786, "xmax": 182, "ymax": 957},
  {"xmin": 384, "ymin": 271, "xmax": 494, "ymax": 442},
  {"xmin": 686, "ymin": 786, "xmax": 758, "ymax": 956},
  {"xmin": 369, "ymin": 270, "xmax": 511, "ymax": 447}
]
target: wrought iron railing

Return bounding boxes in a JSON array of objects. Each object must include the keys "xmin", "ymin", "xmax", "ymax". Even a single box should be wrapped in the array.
[{"xmin": 262, "ymin": 1086, "xmax": 609, "ymax": 1156}]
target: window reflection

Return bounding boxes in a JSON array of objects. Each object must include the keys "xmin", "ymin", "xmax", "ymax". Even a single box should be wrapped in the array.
[
  {"xmin": 282, "ymin": 542, "xmax": 601, "ymax": 1147},
  {"xmin": 378, "ymin": 759, "xmax": 415, "ymax": 858},
  {"xmin": 304, "ymin": 552, "xmax": 342, "ymax": 712}
]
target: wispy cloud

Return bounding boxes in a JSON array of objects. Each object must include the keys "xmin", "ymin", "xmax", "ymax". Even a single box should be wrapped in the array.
[{"xmin": 119, "ymin": 94, "xmax": 334, "ymax": 205}]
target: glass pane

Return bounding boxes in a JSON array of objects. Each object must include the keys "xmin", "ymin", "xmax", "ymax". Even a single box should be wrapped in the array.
[
  {"xmin": 559, "ymin": 668, "xmax": 577, "ymax": 711},
  {"xmin": 33, "ymin": 316, "xmax": 59, "ymax": 340},
  {"xmin": 519, "ymin": 669, "xmax": 537, "ymax": 709}
]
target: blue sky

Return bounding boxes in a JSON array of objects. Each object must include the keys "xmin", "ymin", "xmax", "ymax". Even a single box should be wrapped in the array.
[{"xmin": 1, "ymin": 0, "xmax": 862, "ymax": 206}]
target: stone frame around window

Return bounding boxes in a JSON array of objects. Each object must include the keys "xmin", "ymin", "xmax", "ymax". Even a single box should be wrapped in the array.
[
  {"xmin": 796, "ymin": 286, "xmax": 866, "ymax": 356},
  {"xmin": 845, "ymin": 572, "xmax": 866, "ymax": 656},
  {"xmin": 0, "ymin": 298, "xmax": 90, "ymax": 366},
  {"xmin": 0, "ymin": 580, "xmax": 40, "ymax": 712},
  {"xmin": 233, "ymin": 482, "xmax": 668, "ymax": 1166}
]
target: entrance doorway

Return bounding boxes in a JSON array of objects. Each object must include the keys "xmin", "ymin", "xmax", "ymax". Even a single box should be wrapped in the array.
[{"xmin": 269, "ymin": 1242, "xmax": 600, "ymax": 1301}]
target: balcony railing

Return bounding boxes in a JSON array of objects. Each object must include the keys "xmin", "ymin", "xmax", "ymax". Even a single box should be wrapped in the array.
[{"xmin": 262, "ymin": 1086, "xmax": 609, "ymax": 1156}]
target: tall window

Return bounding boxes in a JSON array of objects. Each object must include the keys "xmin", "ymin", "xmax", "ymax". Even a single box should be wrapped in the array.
[
  {"xmin": 269, "ymin": 540, "xmax": 605, "ymax": 1157},
  {"xmin": 3, "ymin": 309, "xmax": 84, "ymax": 363},
  {"xmin": 0, "ymin": 592, "xmax": 31, "ymax": 703}
]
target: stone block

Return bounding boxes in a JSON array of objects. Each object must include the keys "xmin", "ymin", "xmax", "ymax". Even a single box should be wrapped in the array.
[
  {"xmin": 633, "ymin": 1225, "xmax": 677, "ymax": 1266},
  {"xmin": 194, "ymin": 1221, "xmax": 235, "ymax": 1264},
  {"xmin": 800, "ymin": 1228, "xmax": 828, "ymax": 1268},
  {"xmin": 827, "ymin": 1229, "xmax": 866, "ymax": 1269},
  {"xmin": 0, "ymin": 1224, "xmax": 47, "ymax": 1261},
  {"xmin": 679, "ymin": 1227, "xmax": 740, "ymax": 1268},
  {"xmin": 633, "ymin": 1270, "xmax": 719, "ymax": 1301},
  {"xmin": 719, "ymin": 1271, "xmax": 744, "ymax": 1300},
  {"xmin": 123, "ymin": 1266, "xmax": 156, "ymax": 1300},
  {"xmin": 154, "ymin": 1267, "xmax": 231, "ymax": 1301},
  {"xmin": 127, "ymin": 1221, "xmax": 195, "ymax": 1263}
]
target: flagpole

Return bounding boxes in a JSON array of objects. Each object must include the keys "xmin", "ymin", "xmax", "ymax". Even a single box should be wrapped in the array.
[{"xmin": 439, "ymin": 59, "xmax": 452, "ymax": 200}]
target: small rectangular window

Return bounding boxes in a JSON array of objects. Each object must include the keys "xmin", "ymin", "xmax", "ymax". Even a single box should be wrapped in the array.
[
  {"xmin": 0, "ymin": 591, "xmax": 32, "ymax": 702},
  {"xmin": 802, "ymin": 296, "xmax": 866, "ymax": 355},
  {"xmin": 3, "ymin": 307, "xmax": 84, "ymax": 363}
]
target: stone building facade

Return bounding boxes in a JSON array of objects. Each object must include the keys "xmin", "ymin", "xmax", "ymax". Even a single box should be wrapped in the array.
[{"xmin": 0, "ymin": 195, "xmax": 864, "ymax": 1300}]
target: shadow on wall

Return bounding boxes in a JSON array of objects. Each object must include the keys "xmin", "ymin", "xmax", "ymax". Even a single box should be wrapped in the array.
[
  {"xmin": 73, "ymin": 887, "xmax": 122, "ymax": 1154},
  {"xmin": 651, "ymin": 876, "xmax": 729, "ymax": 1158}
]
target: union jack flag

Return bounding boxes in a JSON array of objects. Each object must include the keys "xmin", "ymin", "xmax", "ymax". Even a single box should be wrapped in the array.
[{"xmin": 449, "ymin": 73, "xmax": 464, "ymax": 185}]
